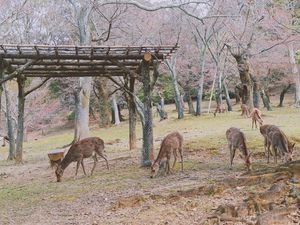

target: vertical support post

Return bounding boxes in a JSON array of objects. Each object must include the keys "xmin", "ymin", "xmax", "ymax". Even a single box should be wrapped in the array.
[
  {"xmin": 15, "ymin": 74, "xmax": 26, "ymax": 163},
  {"xmin": 141, "ymin": 53, "xmax": 154, "ymax": 166},
  {"xmin": 129, "ymin": 76, "xmax": 137, "ymax": 150}
]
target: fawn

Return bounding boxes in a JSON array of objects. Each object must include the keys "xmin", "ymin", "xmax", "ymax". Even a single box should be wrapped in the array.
[
  {"xmin": 249, "ymin": 108, "xmax": 263, "ymax": 129},
  {"xmin": 55, "ymin": 137, "xmax": 109, "ymax": 182},
  {"xmin": 226, "ymin": 127, "xmax": 252, "ymax": 171},
  {"xmin": 263, "ymin": 125, "xmax": 295, "ymax": 163},
  {"xmin": 150, "ymin": 131, "xmax": 183, "ymax": 178},
  {"xmin": 240, "ymin": 104, "xmax": 250, "ymax": 117},
  {"xmin": 213, "ymin": 103, "xmax": 227, "ymax": 117}
]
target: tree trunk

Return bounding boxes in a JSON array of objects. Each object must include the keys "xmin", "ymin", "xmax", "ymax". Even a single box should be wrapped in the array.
[
  {"xmin": 278, "ymin": 83, "xmax": 292, "ymax": 107},
  {"xmin": 166, "ymin": 56, "xmax": 184, "ymax": 119},
  {"xmin": 185, "ymin": 86, "xmax": 195, "ymax": 114},
  {"xmin": 288, "ymin": 43, "xmax": 300, "ymax": 106},
  {"xmin": 128, "ymin": 77, "xmax": 136, "ymax": 150},
  {"xmin": 196, "ymin": 45, "xmax": 207, "ymax": 116},
  {"xmin": 15, "ymin": 75, "xmax": 26, "ymax": 163},
  {"xmin": 111, "ymin": 94, "xmax": 120, "ymax": 125},
  {"xmin": 96, "ymin": 79, "xmax": 110, "ymax": 128},
  {"xmin": 71, "ymin": 2, "xmax": 93, "ymax": 141},
  {"xmin": 141, "ymin": 59, "xmax": 153, "ymax": 166},
  {"xmin": 222, "ymin": 79, "xmax": 232, "ymax": 111},
  {"xmin": 235, "ymin": 85, "xmax": 241, "ymax": 104},
  {"xmin": 260, "ymin": 89, "xmax": 272, "ymax": 111},
  {"xmin": 77, "ymin": 77, "xmax": 92, "ymax": 139},
  {"xmin": 208, "ymin": 70, "xmax": 217, "ymax": 113},
  {"xmin": 157, "ymin": 94, "xmax": 167, "ymax": 120},
  {"xmin": 3, "ymin": 83, "xmax": 16, "ymax": 160},
  {"xmin": 0, "ymin": 85, "xmax": 2, "ymax": 121},
  {"xmin": 232, "ymin": 53, "xmax": 254, "ymax": 110},
  {"xmin": 251, "ymin": 75, "xmax": 260, "ymax": 108}
]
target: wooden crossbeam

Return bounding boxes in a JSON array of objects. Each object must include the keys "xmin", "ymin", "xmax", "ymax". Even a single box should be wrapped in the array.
[{"xmin": 0, "ymin": 53, "xmax": 165, "ymax": 60}]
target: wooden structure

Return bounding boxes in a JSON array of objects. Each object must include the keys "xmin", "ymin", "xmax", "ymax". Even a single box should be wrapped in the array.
[
  {"xmin": 0, "ymin": 44, "xmax": 178, "ymax": 165},
  {"xmin": 0, "ymin": 44, "xmax": 177, "ymax": 78}
]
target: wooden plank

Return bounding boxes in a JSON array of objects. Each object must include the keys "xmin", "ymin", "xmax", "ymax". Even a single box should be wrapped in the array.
[{"xmin": 0, "ymin": 53, "xmax": 165, "ymax": 60}]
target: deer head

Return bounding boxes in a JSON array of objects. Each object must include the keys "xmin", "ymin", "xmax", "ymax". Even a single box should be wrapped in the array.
[
  {"xmin": 239, "ymin": 152, "xmax": 252, "ymax": 171},
  {"xmin": 55, "ymin": 164, "xmax": 64, "ymax": 182}
]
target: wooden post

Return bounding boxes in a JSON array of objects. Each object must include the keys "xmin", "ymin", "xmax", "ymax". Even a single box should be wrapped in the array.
[
  {"xmin": 15, "ymin": 74, "xmax": 26, "ymax": 163},
  {"xmin": 129, "ymin": 76, "xmax": 137, "ymax": 150},
  {"xmin": 141, "ymin": 53, "xmax": 154, "ymax": 166}
]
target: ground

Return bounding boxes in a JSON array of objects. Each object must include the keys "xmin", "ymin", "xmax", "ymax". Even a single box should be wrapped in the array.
[{"xmin": 0, "ymin": 99, "xmax": 300, "ymax": 225}]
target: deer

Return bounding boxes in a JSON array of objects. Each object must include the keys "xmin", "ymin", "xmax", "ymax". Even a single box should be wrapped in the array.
[
  {"xmin": 150, "ymin": 131, "xmax": 183, "ymax": 178},
  {"xmin": 213, "ymin": 103, "xmax": 227, "ymax": 117},
  {"xmin": 240, "ymin": 104, "xmax": 250, "ymax": 117},
  {"xmin": 249, "ymin": 108, "xmax": 263, "ymax": 129},
  {"xmin": 55, "ymin": 137, "xmax": 109, "ymax": 182},
  {"xmin": 226, "ymin": 127, "xmax": 252, "ymax": 171},
  {"xmin": 262, "ymin": 125, "xmax": 295, "ymax": 163},
  {"xmin": 0, "ymin": 136, "xmax": 9, "ymax": 147}
]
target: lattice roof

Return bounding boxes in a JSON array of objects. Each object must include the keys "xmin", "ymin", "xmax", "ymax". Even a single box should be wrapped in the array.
[{"xmin": 0, "ymin": 44, "xmax": 178, "ymax": 78}]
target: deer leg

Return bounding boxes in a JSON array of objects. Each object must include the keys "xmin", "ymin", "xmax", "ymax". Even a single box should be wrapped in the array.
[
  {"xmin": 99, "ymin": 154, "xmax": 109, "ymax": 170},
  {"xmin": 179, "ymin": 148, "xmax": 183, "ymax": 171},
  {"xmin": 81, "ymin": 160, "xmax": 87, "ymax": 176},
  {"xmin": 273, "ymin": 146, "xmax": 277, "ymax": 164},
  {"xmin": 91, "ymin": 154, "xmax": 98, "ymax": 176},
  {"xmin": 230, "ymin": 145, "xmax": 236, "ymax": 170},
  {"xmin": 166, "ymin": 153, "xmax": 171, "ymax": 174},
  {"xmin": 75, "ymin": 160, "xmax": 81, "ymax": 177},
  {"xmin": 172, "ymin": 149, "xmax": 177, "ymax": 169}
]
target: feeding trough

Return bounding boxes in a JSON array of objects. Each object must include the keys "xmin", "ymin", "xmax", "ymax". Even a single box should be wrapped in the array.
[{"xmin": 48, "ymin": 149, "xmax": 65, "ymax": 168}]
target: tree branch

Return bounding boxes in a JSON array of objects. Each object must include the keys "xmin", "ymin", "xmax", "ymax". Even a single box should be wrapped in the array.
[{"xmin": 24, "ymin": 78, "xmax": 50, "ymax": 97}]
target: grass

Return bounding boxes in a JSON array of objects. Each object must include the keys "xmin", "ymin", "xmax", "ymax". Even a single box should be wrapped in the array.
[{"xmin": 0, "ymin": 99, "xmax": 300, "ymax": 223}]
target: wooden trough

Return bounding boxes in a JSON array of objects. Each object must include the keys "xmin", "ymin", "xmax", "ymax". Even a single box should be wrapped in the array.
[{"xmin": 47, "ymin": 149, "xmax": 65, "ymax": 168}]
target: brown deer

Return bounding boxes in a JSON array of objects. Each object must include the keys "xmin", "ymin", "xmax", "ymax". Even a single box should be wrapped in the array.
[
  {"xmin": 150, "ymin": 131, "xmax": 183, "ymax": 178},
  {"xmin": 240, "ymin": 104, "xmax": 250, "ymax": 117},
  {"xmin": 0, "ymin": 136, "xmax": 9, "ymax": 147},
  {"xmin": 226, "ymin": 127, "xmax": 252, "ymax": 171},
  {"xmin": 55, "ymin": 137, "xmax": 109, "ymax": 182},
  {"xmin": 263, "ymin": 125, "xmax": 295, "ymax": 163},
  {"xmin": 213, "ymin": 103, "xmax": 227, "ymax": 117},
  {"xmin": 249, "ymin": 108, "xmax": 263, "ymax": 129}
]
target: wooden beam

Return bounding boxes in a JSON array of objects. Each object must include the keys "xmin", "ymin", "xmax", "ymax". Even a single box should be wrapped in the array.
[
  {"xmin": 0, "ymin": 60, "xmax": 36, "ymax": 85},
  {"xmin": 8, "ymin": 60, "xmax": 143, "ymax": 67},
  {"xmin": 109, "ymin": 59, "xmax": 139, "ymax": 78}
]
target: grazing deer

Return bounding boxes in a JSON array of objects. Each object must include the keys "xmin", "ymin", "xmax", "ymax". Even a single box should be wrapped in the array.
[
  {"xmin": 249, "ymin": 108, "xmax": 263, "ymax": 129},
  {"xmin": 240, "ymin": 104, "xmax": 250, "ymax": 117},
  {"xmin": 55, "ymin": 137, "xmax": 109, "ymax": 182},
  {"xmin": 226, "ymin": 127, "xmax": 252, "ymax": 171},
  {"xmin": 214, "ymin": 103, "xmax": 227, "ymax": 117},
  {"xmin": 263, "ymin": 125, "xmax": 295, "ymax": 163},
  {"xmin": 150, "ymin": 131, "xmax": 183, "ymax": 178}
]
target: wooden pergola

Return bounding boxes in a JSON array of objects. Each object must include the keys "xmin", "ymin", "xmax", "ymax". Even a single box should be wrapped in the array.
[{"xmin": 0, "ymin": 44, "xmax": 178, "ymax": 164}]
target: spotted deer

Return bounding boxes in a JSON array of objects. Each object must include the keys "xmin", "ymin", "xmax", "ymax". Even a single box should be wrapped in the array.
[
  {"xmin": 150, "ymin": 131, "xmax": 183, "ymax": 178},
  {"xmin": 55, "ymin": 137, "xmax": 109, "ymax": 182},
  {"xmin": 226, "ymin": 127, "xmax": 252, "ymax": 171}
]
